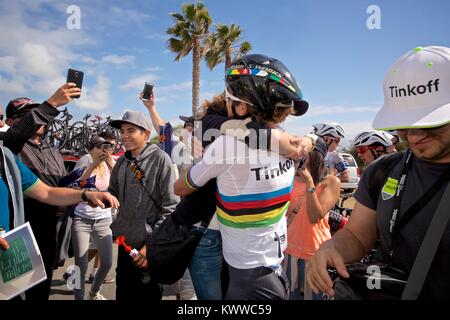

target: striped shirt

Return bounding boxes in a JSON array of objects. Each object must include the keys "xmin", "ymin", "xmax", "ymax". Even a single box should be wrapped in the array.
[{"xmin": 187, "ymin": 135, "xmax": 295, "ymax": 269}]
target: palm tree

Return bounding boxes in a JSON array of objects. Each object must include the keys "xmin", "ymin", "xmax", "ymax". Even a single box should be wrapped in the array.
[
  {"xmin": 167, "ymin": 2, "xmax": 212, "ymax": 117},
  {"xmin": 205, "ymin": 23, "xmax": 252, "ymax": 72}
]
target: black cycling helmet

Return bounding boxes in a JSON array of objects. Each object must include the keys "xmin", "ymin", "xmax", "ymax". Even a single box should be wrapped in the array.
[{"xmin": 225, "ymin": 54, "xmax": 309, "ymax": 116}]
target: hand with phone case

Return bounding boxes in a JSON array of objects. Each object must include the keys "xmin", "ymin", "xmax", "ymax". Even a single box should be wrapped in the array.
[
  {"xmin": 46, "ymin": 83, "xmax": 82, "ymax": 108},
  {"xmin": 142, "ymin": 82, "xmax": 154, "ymax": 100},
  {"xmin": 67, "ymin": 69, "xmax": 84, "ymax": 99},
  {"xmin": 140, "ymin": 82, "xmax": 156, "ymax": 111}
]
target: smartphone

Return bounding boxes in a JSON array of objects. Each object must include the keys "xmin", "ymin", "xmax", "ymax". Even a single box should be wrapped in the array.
[
  {"xmin": 298, "ymin": 157, "xmax": 307, "ymax": 170},
  {"xmin": 142, "ymin": 82, "xmax": 154, "ymax": 100},
  {"xmin": 102, "ymin": 199, "xmax": 111, "ymax": 209},
  {"xmin": 67, "ymin": 68, "xmax": 84, "ymax": 98}
]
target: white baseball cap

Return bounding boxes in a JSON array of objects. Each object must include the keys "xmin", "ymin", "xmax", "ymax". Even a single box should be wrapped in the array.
[{"xmin": 372, "ymin": 46, "xmax": 450, "ymax": 130}]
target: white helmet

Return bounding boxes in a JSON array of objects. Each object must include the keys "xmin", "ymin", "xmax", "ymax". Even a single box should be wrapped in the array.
[
  {"xmin": 312, "ymin": 122, "xmax": 345, "ymax": 139},
  {"xmin": 352, "ymin": 130, "xmax": 393, "ymax": 148},
  {"xmin": 386, "ymin": 129, "xmax": 399, "ymax": 139}
]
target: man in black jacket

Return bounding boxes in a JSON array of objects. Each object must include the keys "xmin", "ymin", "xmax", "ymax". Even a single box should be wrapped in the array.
[
  {"xmin": 3, "ymin": 82, "xmax": 81, "ymax": 300},
  {"xmin": 1, "ymin": 83, "xmax": 79, "ymax": 153}
]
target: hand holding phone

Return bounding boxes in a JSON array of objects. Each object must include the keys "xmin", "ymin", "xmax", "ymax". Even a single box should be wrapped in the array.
[
  {"xmin": 102, "ymin": 199, "xmax": 111, "ymax": 209},
  {"xmin": 142, "ymin": 82, "xmax": 154, "ymax": 100},
  {"xmin": 298, "ymin": 157, "xmax": 307, "ymax": 170},
  {"xmin": 67, "ymin": 69, "xmax": 84, "ymax": 99}
]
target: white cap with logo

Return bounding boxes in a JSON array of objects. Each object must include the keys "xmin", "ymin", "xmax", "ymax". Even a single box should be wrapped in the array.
[{"xmin": 372, "ymin": 46, "xmax": 450, "ymax": 130}]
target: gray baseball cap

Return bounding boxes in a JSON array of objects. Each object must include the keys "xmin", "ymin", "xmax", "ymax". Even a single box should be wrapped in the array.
[{"xmin": 109, "ymin": 110, "xmax": 152, "ymax": 131}]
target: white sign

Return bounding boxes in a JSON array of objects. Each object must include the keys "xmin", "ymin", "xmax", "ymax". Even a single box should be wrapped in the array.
[{"xmin": 0, "ymin": 222, "xmax": 47, "ymax": 300}]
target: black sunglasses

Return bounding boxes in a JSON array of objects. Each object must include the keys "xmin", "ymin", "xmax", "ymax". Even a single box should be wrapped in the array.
[{"xmin": 0, "ymin": 115, "xmax": 3, "ymax": 121}]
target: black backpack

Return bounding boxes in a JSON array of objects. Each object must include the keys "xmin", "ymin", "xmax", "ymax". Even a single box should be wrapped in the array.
[
  {"xmin": 146, "ymin": 179, "xmax": 217, "ymax": 285},
  {"xmin": 146, "ymin": 214, "xmax": 208, "ymax": 285}
]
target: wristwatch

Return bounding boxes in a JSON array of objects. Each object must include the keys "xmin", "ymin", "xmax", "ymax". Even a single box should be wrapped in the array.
[
  {"xmin": 307, "ymin": 187, "xmax": 316, "ymax": 193},
  {"xmin": 81, "ymin": 189, "xmax": 89, "ymax": 201}
]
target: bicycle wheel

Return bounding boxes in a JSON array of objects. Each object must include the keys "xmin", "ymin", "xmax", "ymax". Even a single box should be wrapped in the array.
[
  {"xmin": 45, "ymin": 120, "xmax": 68, "ymax": 150},
  {"xmin": 67, "ymin": 121, "xmax": 87, "ymax": 154}
]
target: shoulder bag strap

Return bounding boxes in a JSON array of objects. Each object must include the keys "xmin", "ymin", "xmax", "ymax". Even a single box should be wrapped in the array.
[{"xmin": 401, "ymin": 180, "xmax": 450, "ymax": 299}]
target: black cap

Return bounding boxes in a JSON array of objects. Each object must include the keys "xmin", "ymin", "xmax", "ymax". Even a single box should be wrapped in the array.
[
  {"xmin": 6, "ymin": 97, "xmax": 39, "ymax": 119},
  {"xmin": 87, "ymin": 136, "xmax": 106, "ymax": 150},
  {"xmin": 179, "ymin": 115, "xmax": 194, "ymax": 126}
]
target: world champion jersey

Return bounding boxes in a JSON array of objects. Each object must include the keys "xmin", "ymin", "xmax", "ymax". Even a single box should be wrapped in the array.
[{"xmin": 187, "ymin": 135, "xmax": 295, "ymax": 269}]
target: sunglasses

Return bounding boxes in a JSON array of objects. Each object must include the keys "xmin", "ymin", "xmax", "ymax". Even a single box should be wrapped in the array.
[
  {"xmin": 100, "ymin": 143, "xmax": 116, "ymax": 150},
  {"xmin": 0, "ymin": 115, "xmax": 3, "ymax": 121},
  {"xmin": 355, "ymin": 146, "xmax": 378, "ymax": 154},
  {"xmin": 224, "ymin": 88, "xmax": 254, "ymax": 106},
  {"xmin": 326, "ymin": 136, "xmax": 340, "ymax": 144}
]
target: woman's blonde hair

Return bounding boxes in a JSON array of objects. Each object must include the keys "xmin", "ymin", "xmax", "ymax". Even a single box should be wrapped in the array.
[{"xmin": 200, "ymin": 93, "xmax": 226, "ymax": 118}]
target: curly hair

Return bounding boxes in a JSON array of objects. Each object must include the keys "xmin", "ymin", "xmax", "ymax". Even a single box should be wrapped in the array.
[
  {"xmin": 200, "ymin": 93, "xmax": 226, "ymax": 117},
  {"xmin": 247, "ymin": 105, "xmax": 293, "ymax": 124}
]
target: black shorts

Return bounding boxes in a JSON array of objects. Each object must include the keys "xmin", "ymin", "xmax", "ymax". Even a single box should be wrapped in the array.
[{"xmin": 225, "ymin": 264, "xmax": 288, "ymax": 300}]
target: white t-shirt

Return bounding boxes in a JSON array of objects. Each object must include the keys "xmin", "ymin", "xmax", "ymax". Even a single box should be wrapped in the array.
[
  {"xmin": 73, "ymin": 154, "xmax": 113, "ymax": 220},
  {"xmin": 187, "ymin": 135, "xmax": 295, "ymax": 269}
]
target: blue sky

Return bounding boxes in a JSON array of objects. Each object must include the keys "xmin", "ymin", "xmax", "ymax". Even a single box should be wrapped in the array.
[{"xmin": 0, "ymin": 0, "xmax": 449, "ymax": 145}]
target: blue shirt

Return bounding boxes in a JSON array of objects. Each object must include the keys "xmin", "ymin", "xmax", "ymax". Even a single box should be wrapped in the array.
[{"xmin": 0, "ymin": 155, "xmax": 40, "ymax": 231}]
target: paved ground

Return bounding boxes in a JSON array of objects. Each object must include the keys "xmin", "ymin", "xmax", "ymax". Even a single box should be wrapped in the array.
[{"xmin": 50, "ymin": 244, "xmax": 176, "ymax": 300}]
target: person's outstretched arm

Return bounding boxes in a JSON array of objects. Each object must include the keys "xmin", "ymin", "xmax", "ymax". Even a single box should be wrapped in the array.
[
  {"xmin": 3, "ymin": 83, "xmax": 81, "ymax": 154},
  {"xmin": 140, "ymin": 91, "xmax": 165, "ymax": 131}
]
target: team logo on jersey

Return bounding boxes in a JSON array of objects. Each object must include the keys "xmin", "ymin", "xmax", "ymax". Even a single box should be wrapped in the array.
[{"xmin": 381, "ymin": 177, "xmax": 398, "ymax": 200}]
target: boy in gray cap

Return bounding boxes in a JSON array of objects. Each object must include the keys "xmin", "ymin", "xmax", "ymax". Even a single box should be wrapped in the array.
[{"xmin": 109, "ymin": 111, "xmax": 179, "ymax": 301}]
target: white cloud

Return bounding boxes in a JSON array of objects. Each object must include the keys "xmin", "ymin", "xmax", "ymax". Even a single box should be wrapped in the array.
[
  {"xmin": 17, "ymin": 43, "xmax": 60, "ymax": 79},
  {"xmin": 109, "ymin": 6, "xmax": 152, "ymax": 25},
  {"xmin": 75, "ymin": 76, "xmax": 111, "ymax": 110},
  {"xmin": 80, "ymin": 56, "xmax": 96, "ymax": 64},
  {"xmin": 0, "ymin": 56, "xmax": 16, "ymax": 73},
  {"xmin": 156, "ymin": 81, "xmax": 192, "ymax": 94},
  {"xmin": 145, "ymin": 33, "xmax": 167, "ymax": 41},
  {"xmin": 145, "ymin": 67, "xmax": 162, "ymax": 72},
  {"xmin": 101, "ymin": 54, "xmax": 135, "ymax": 65},
  {"xmin": 0, "ymin": 2, "xmax": 95, "ymax": 99},
  {"xmin": 119, "ymin": 74, "xmax": 159, "ymax": 91},
  {"xmin": 0, "ymin": 75, "xmax": 25, "ymax": 94}
]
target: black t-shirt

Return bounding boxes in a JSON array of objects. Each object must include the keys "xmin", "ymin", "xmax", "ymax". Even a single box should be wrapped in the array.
[{"xmin": 355, "ymin": 153, "xmax": 450, "ymax": 299}]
